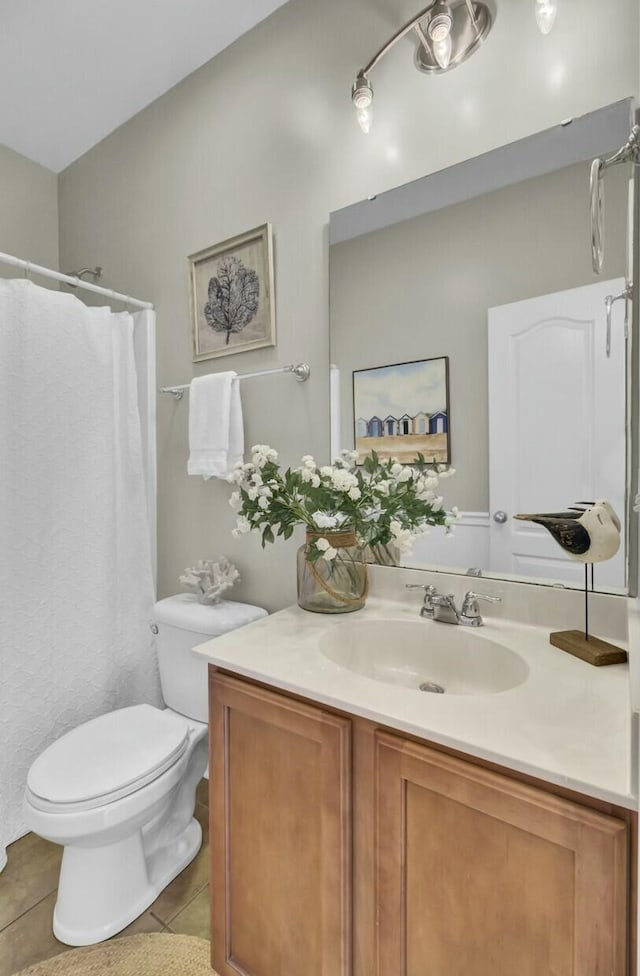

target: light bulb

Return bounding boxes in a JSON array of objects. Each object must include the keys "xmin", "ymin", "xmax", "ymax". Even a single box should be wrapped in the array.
[
  {"xmin": 433, "ymin": 33, "xmax": 452, "ymax": 69},
  {"xmin": 352, "ymin": 73, "xmax": 374, "ymax": 134},
  {"xmin": 428, "ymin": 11, "xmax": 453, "ymax": 70},
  {"xmin": 535, "ymin": 0, "xmax": 557, "ymax": 34},
  {"xmin": 356, "ymin": 105, "xmax": 373, "ymax": 134}
]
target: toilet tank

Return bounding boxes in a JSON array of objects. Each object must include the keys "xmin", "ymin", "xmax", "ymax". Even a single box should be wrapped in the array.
[{"xmin": 152, "ymin": 594, "xmax": 267, "ymax": 723}]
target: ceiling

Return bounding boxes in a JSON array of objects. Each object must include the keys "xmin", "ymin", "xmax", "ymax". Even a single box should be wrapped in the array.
[{"xmin": 0, "ymin": 0, "xmax": 289, "ymax": 172}]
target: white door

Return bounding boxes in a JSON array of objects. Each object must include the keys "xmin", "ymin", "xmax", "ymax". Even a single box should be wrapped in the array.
[{"xmin": 488, "ymin": 279, "xmax": 627, "ymax": 589}]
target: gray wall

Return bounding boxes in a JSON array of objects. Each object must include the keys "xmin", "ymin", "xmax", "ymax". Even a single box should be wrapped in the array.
[
  {"xmin": 0, "ymin": 145, "xmax": 59, "ymax": 275},
  {"xmin": 330, "ymin": 161, "xmax": 629, "ymax": 512},
  {"xmin": 56, "ymin": 0, "xmax": 639, "ymax": 611}
]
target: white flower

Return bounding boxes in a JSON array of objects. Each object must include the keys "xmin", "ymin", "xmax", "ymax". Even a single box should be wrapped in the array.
[
  {"xmin": 348, "ymin": 486, "xmax": 361, "ymax": 500},
  {"xmin": 339, "ymin": 450, "xmax": 358, "ymax": 468},
  {"xmin": 312, "ymin": 511, "xmax": 340, "ymax": 529},
  {"xmin": 229, "ymin": 491, "xmax": 242, "ymax": 511},
  {"xmin": 227, "ymin": 464, "xmax": 245, "ymax": 485},
  {"xmin": 315, "ymin": 537, "xmax": 330, "ymax": 551},
  {"xmin": 397, "ymin": 468, "xmax": 412, "ymax": 483},
  {"xmin": 251, "ymin": 444, "xmax": 278, "ymax": 469},
  {"xmin": 319, "ymin": 465, "xmax": 334, "ymax": 478},
  {"xmin": 389, "ymin": 519, "xmax": 415, "ymax": 553},
  {"xmin": 301, "ymin": 455, "xmax": 316, "ymax": 470},
  {"xmin": 438, "ymin": 466, "xmax": 456, "ymax": 479},
  {"xmin": 431, "ymin": 496, "xmax": 444, "ymax": 512},
  {"xmin": 390, "ymin": 463, "xmax": 403, "ymax": 477},
  {"xmin": 231, "ymin": 515, "xmax": 251, "ymax": 538},
  {"xmin": 247, "ymin": 486, "xmax": 259, "ymax": 501},
  {"xmin": 258, "ymin": 495, "xmax": 270, "ymax": 510},
  {"xmin": 376, "ymin": 480, "xmax": 391, "ymax": 496},
  {"xmin": 322, "ymin": 546, "xmax": 338, "ymax": 561},
  {"xmin": 311, "ymin": 474, "xmax": 321, "ymax": 488},
  {"xmin": 417, "ymin": 489, "xmax": 436, "ymax": 502},
  {"xmin": 331, "ymin": 468, "xmax": 358, "ymax": 492},
  {"xmin": 251, "ymin": 473, "xmax": 263, "ymax": 487}
]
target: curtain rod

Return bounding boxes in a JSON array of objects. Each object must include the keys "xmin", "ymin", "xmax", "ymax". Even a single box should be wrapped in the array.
[
  {"xmin": 161, "ymin": 363, "xmax": 311, "ymax": 399},
  {"xmin": 0, "ymin": 251, "xmax": 154, "ymax": 310}
]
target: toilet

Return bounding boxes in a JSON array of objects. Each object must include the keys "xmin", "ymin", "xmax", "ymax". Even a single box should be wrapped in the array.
[{"xmin": 23, "ymin": 594, "xmax": 267, "ymax": 947}]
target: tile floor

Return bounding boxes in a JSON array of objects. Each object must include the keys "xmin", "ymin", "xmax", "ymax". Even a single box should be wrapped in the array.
[{"xmin": 0, "ymin": 779, "xmax": 211, "ymax": 976}]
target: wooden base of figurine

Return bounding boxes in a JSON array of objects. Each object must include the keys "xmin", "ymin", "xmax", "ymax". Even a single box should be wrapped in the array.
[{"xmin": 549, "ymin": 630, "xmax": 627, "ymax": 667}]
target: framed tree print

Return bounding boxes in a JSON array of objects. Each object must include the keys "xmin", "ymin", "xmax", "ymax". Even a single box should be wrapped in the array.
[{"xmin": 189, "ymin": 223, "xmax": 276, "ymax": 362}]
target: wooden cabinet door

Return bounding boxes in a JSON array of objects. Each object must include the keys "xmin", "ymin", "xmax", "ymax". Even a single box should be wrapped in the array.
[
  {"xmin": 209, "ymin": 670, "xmax": 352, "ymax": 976},
  {"xmin": 375, "ymin": 731, "xmax": 628, "ymax": 976}
]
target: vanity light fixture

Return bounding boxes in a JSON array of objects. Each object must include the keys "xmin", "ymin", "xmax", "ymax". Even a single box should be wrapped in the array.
[
  {"xmin": 534, "ymin": 0, "xmax": 557, "ymax": 34},
  {"xmin": 351, "ymin": 0, "xmax": 493, "ymax": 134}
]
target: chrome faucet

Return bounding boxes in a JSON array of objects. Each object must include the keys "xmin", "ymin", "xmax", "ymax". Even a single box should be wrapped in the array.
[{"xmin": 406, "ymin": 585, "xmax": 501, "ymax": 626}]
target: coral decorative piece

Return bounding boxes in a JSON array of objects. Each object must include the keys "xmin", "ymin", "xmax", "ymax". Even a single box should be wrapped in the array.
[{"xmin": 179, "ymin": 557, "xmax": 240, "ymax": 605}]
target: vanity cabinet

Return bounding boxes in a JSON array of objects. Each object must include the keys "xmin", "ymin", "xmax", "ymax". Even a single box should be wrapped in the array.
[
  {"xmin": 208, "ymin": 671, "xmax": 352, "ymax": 976},
  {"xmin": 375, "ymin": 731, "xmax": 628, "ymax": 976},
  {"xmin": 209, "ymin": 670, "xmax": 630, "ymax": 976}
]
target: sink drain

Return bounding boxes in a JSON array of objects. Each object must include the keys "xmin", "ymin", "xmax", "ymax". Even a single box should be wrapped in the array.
[{"xmin": 419, "ymin": 680, "xmax": 445, "ymax": 694}]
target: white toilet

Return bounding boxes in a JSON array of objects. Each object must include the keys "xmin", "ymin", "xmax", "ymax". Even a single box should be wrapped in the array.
[{"xmin": 23, "ymin": 594, "xmax": 266, "ymax": 947}]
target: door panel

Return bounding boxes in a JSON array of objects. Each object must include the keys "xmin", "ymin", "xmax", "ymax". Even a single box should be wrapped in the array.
[
  {"xmin": 488, "ymin": 279, "xmax": 626, "ymax": 587},
  {"xmin": 375, "ymin": 731, "xmax": 628, "ymax": 976},
  {"xmin": 210, "ymin": 671, "xmax": 352, "ymax": 976}
]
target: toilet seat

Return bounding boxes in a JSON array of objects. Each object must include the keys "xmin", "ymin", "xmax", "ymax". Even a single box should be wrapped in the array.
[{"xmin": 26, "ymin": 705, "xmax": 190, "ymax": 813}]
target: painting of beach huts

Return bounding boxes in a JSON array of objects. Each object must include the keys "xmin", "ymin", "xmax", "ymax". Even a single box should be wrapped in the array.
[{"xmin": 353, "ymin": 357, "xmax": 450, "ymax": 464}]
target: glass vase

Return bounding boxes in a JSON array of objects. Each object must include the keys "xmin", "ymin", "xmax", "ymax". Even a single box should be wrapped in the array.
[
  {"xmin": 365, "ymin": 542, "xmax": 401, "ymax": 567},
  {"xmin": 297, "ymin": 529, "xmax": 368, "ymax": 613}
]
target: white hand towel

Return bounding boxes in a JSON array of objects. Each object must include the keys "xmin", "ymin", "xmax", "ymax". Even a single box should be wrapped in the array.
[{"xmin": 187, "ymin": 372, "xmax": 244, "ymax": 480}]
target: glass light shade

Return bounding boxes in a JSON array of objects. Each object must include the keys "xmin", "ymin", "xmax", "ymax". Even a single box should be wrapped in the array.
[
  {"xmin": 535, "ymin": 0, "xmax": 557, "ymax": 34},
  {"xmin": 352, "ymin": 79, "xmax": 373, "ymax": 134},
  {"xmin": 356, "ymin": 105, "xmax": 373, "ymax": 134},
  {"xmin": 433, "ymin": 33, "xmax": 453, "ymax": 69}
]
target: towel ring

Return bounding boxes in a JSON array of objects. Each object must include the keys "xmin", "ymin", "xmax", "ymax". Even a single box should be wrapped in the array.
[{"xmin": 590, "ymin": 124, "xmax": 640, "ymax": 274}]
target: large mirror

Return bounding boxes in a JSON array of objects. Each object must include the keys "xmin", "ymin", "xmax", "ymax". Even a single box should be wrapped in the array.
[{"xmin": 329, "ymin": 100, "xmax": 637, "ymax": 593}]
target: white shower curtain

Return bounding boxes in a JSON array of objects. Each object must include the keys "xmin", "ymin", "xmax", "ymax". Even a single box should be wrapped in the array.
[{"xmin": 0, "ymin": 279, "xmax": 162, "ymax": 869}]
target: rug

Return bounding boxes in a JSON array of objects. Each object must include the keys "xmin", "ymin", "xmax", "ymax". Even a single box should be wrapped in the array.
[{"xmin": 12, "ymin": 934, "xmax": 216, "ymax": 976}]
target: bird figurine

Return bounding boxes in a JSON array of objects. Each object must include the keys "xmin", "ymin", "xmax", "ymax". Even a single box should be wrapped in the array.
[{"xmin": 513, "ymin": 500, "xmax": 621, "ymax": 563}]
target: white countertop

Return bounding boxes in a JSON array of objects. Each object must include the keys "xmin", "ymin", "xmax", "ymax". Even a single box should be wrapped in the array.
[{"xmin": 194, "ymin": 597, "xmax": 635, "ymax": 809}]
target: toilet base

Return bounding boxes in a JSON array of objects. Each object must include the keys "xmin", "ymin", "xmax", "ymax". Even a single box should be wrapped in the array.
[{"xmin": 53, "ymin": 817, "xmax": 202, "ymax": 946}]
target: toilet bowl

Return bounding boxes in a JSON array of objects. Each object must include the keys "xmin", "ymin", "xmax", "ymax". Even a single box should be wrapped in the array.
[
  {"xmin": 24, "ymin": 704, "xmax": 208, "ymax": 946},
  {"xmin": 23, "ymin": 594, "xmax": 267, "ymax": 946}
]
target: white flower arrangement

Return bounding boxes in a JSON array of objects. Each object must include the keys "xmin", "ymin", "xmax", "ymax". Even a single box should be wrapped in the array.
[
  {"xmin": 227, "ymin": 445, "xmax": 459, "ymax": 564},
  {"xmin": 179, "ymin": 557, "xmax": 240, "ymax": 605}
]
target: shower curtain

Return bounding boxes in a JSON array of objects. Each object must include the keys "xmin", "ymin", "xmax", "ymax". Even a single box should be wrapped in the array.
[{"xmin": 0, "ymin": 279, "xmax": 162, "ymax": 869}]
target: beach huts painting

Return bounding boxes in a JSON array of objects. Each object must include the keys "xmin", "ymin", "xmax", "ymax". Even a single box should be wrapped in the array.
[{"xmin": 353, "ymin": 357, "xmax": 450, "ymax": 464}]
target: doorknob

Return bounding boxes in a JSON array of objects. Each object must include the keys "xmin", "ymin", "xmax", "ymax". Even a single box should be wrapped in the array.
[{"xmin": 493, "ymin": 511, "xmax": 508, "ymax": 524}]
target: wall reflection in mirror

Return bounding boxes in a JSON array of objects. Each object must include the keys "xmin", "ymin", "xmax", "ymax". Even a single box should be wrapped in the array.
[{"xmin": 329, "ymin": 108, "xmax": 635, "ymax": 593}]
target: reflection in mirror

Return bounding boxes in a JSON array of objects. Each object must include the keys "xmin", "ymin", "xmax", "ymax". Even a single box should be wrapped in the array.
[{"xmin": 329, "ymin": 107, "xmax": 635, "ymax": 593}]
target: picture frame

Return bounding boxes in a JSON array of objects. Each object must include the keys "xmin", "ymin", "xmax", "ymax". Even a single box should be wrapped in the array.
[
  {"xmin": 352, "ymin": 356, "xmax": 451, "ymax": 465},
  {"xmin": 188, "ymin": 223, "xmax": 276, "ymax": 362}
]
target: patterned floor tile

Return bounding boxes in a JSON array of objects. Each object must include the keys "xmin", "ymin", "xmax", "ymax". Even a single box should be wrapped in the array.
[
  {"xmin": 0, "ymin": 834, "xmax": 62, "ymax": 932},
  {"xmin": 166, "ymin": 886, "xmax": 210, "ymax": 940},
  {"xmin": 196, "ymin": 777, "xmax": 210, "ymax": 809}
]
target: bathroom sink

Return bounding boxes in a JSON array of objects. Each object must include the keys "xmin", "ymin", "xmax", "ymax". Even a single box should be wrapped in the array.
[{"xmin": 320, "ymin": 620, "xmax": 529, "ymax": 695}]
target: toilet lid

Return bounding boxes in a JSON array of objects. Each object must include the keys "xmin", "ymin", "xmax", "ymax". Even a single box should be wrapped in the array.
[{"xmin": 27, "ymin": 705, "xmax": 190, "ymax": 806}]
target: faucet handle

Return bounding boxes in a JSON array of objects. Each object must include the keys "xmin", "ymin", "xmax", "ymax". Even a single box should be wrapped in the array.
[
  {"xmin": 461, "ymin": 590, "xmax": 502, "ymax": 626},
  {"xmin": 464, "ymin": 590, "xmax": 502, "ymax": 605},
  {"xmin": 406, "ymin": 583, "xmax": 437, "ymax": 618}
]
